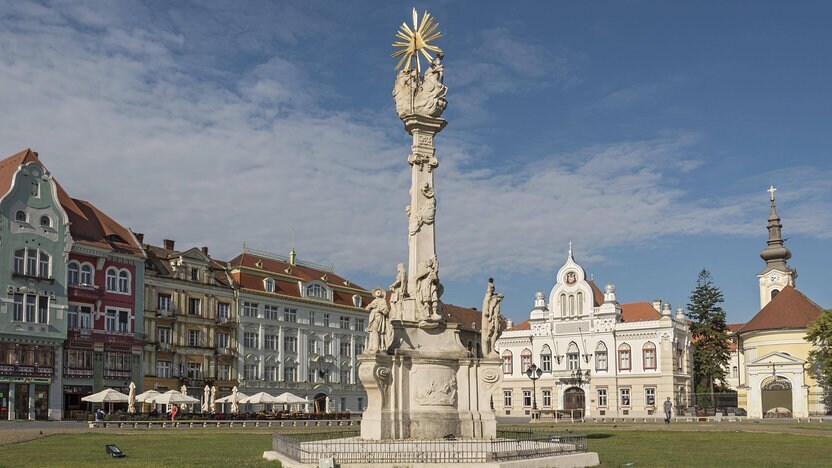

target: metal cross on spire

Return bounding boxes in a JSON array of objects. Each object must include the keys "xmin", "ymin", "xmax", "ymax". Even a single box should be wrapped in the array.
[{"xmin": 767, "ymin": 185, "xmax": 777, "ymax": 202}]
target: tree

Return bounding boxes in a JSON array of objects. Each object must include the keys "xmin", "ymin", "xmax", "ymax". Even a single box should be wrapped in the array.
[
  {"xmin": 805, "ymin": 309, "xmax": 832, "ymax": 412},
  {"xmin": 687, "ymin": 269, "xmax": 731, "ymax": 408}
]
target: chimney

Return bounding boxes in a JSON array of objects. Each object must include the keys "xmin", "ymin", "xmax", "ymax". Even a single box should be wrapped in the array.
[
  {"xmin": 202, "ymin": 246, "xmax": 209, "ymax": 256},
  {"xmin": 662, "ymin": 302, "xmax": 672, "ymax": 316},
  {"xmin": 652, "ymin": 299, "xmax": 662, "ymax": 313},
  {"xmin": 163, "ymin": 239, "xmax": 175, "ymax": 250},
  {"xmin": 135, "ymin": 232, "xmax": 144, "ymax": 244}
]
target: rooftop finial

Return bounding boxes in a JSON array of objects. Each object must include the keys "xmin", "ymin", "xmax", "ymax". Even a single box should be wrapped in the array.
[
  {"xmin": 568, "ymin": 241, "xmax": 573, "ymax": 259},
  {"xmin": 767, "ymin": 185, "xmax": 777, "ymax": 203},
  {"xmin": 759, "ymin": 186, "xmax": 792, "ymax": 274}
]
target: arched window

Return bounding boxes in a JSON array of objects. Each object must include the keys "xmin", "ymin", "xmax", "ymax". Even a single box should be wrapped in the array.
[
  {"xmin": 540, "ymin": 345, "xmax": 552, "ymax": 372},
  {"xmin": 80, "ymin": 264, "xmax": 93, "ymax": 285},
  {"xmin": 731, "ymin": 365, "xmax": 738, "ymax": 378},
  {"xmin": 618, "ymin": 343, "xmax": 632, "ymax": 371},
  {"xmin": 520, "ymin": 349, "xmax": 532, "ymax": 373},
  {"xmin": 306, "ymin": 283, "xmax": 328, "ymax": 300},
  {"xmin": 577, "ymin": 292, "xmax": 583, "ymax": 316},
  {"xmin": 67, "ymin": 263, "xmax": 80, "ymax": 285},
  {"xmin": 643, "ymin": 342, "xmax": 657, "ymax": 370},
  {"xmin": 40, "ymin": 215, "xmax": 51, "ymax": 228},
  {"xmin": 502, "ymin": 350, "xmax": 513, "ymax": 374},
  {"xmin": 15, "ymin": 210, "xmax": 26, "ymax": 222},
  {"xmin": 106, "ymin": 268, "xmax": 118, "ymax": 291},
  {"xmin": 569, "ymin": 295, "xmax": 576, "ymax": 317},
  {"xmin": 595, "ymin": 342, "xmax": 608, "ymax": 371},
  {"xmin": 264, "ymin": 278, "xmax": 275, "ymax": 293},
  {"xmin": 559, "ymin": 294, "xmax": 566, "ymax": 317},
  {"xmin": 118, "ymin": 270, "xmax": 130, "ymax": 293},
  {"xmin": 567, "ymin": 342, "xmax": 580, "ymax": 370},
  {"xmin": 13, "ymin": 249, "xmax": 25, "ymax": 274},
  {"xmin": 771, "ymin": 289, "xmax": 780, "ymax": 300}
]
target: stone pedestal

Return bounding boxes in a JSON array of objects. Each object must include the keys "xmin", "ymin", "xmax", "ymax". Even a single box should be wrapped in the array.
[{"xmin": 359, "ymin": 320, "xmax": 502, "ymax": 440}]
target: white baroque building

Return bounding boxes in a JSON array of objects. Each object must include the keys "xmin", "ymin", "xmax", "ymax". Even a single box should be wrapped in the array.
[{"xmin": 496, "ymin": 248, "xmax": 692, "ymax": 418}]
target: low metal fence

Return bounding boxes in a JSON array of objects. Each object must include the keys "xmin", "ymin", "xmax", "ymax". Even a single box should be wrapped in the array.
[{"xmin": 273, "ymin": 428, "xmax": 586, "ymax": 464}]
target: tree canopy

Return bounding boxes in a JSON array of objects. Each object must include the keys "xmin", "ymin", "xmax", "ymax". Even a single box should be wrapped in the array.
[
  {"xmin": 688, "ymin": 269, "xmax": 731, "ymax": 401},
  {"xmin": 805, "ymin": 309, "xmax": 832, "ymax": 410}
]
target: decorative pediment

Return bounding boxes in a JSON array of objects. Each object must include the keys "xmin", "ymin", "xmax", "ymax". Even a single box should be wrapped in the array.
[{"xmin": 749, "ymin": 351, "xmax": 805, "ymax": 367}]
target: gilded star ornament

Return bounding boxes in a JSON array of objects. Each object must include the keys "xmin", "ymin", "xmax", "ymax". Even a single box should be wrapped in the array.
[{"xmin": 391, "ymin": 8, "xmax": 443, "ymax": 72}]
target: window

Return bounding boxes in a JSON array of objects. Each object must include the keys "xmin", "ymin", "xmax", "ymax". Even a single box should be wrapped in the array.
[
  {"xmin": 577, "ymin": 292, "xmax": 583, "ymax": 315},
  {"xmin": 643, "ymin": 342, "xmax": 657, "ymax": 370},
  {"xmin": 106, "ymin": 269, "xmax": 117, "ymax": 291},
  {"xmin": 188, "ymin": 329, "xmax": 201, "ymax": 347},
  {"xmin": 218, "ymin": 364, "xmax": 231, "ymax": 381},
  {"xmin": 156, "ymin": 361, "xmax": 171, "ymax": 378},
  {"xmin": 188, "ymin": 297, "xmax": 201, "ymax": 315},
  {"xmin": 522, "ymin": 390, "xmax": 532, "ymax": 407},
  {"xmin": 323, "ymin": 314, "xmax": 330, "ymax": 327},
  {"xmin": 158, "ymin": 294, "xmax": 172, "ymax": 311},
  {"xmin": 244, "ymin": 332, "xmax": 258, "ymax": 348},
  {"xmin": 31, "ymin": 182, "xmax": 39, "ymax": 197},
  {"xmin": 284, "ymin": 336, "xmax": 297, "ymax": 353},
  {"xmin": 340, "ymin": 342, "xmax": 351, "ymax": 357},
  {"xmin": 265, "ymin": 365, "xmax": 277, "ymax": 381},
  {"xmin": 217, "ymin": 332, "xmax": 229, "ymax": 350},
  {"xmin": 80, "ymin": 264, "xmax": 93, "ymax": 285},
  {"xmin": 618, "ymin": 343, "xmax": 631, "ymax": 371},
  {"xmin": 14, "ymin": 295, "xmax": 49, "ymax": 324},
  {"xmin": 503, "ymin": 390, "xmax": 512, "ymax": 407},
  {"xmin": 540, "ymin": 345, "xmax": 552, "ymax": 372},
  {"xmin": 117, "ymin": 271, "xmax": 129, "ymax": 293},
  {"xmin": 217, "ymin": 302, "xmax": 230, "ymax": 320},
  {"xmin": 731, "ymin": 365, "xmax": 738, "ymax": 378},
  {"xmin": 597, "ymin": 389, "xmax": 607, "ymax": 407},
  {"xmin": 357, "ymin": 397, "xmax": 364, "ymax": 411},
  {"xmin": 118, "ymin": 310, "xmax": 129, "ymax": 332},
  {"xmin": 37, "ymin": 296, "xmax": 49, "ymax": 323},
  {"xmin": 187, "ymin": 362, "xmax": 202, "ymax": 379},
  {"xmin": 67, "ymin": 304, "xmax": 92, "ymax": 329},
  {"xmin": 355, "ymin": 342, "xmax": 365, "ymax": 355},
  {"xmin": 190, "ymin": 268, "xmax": 199, "ymax": 281},
  {"xmin": 542, "ymin": 389, "xmax": 552, "ymax": 407},
  {"xmin": 68, "ymin": 263, "xmax": 79, "ymax": 284},
  {"xmin": 339, "ymin": 316, "xmax": 350, "ymax": 329},
  {"xmin": 567, "ymin": 342, "xmax": 580, "ymax": 371},
  {"xmin": 620, "ymin": 388, "xmax": 631, "ymax": 407},
  {"xmin": 676, "ymin": 344, "xmax": 684, "ymax": 371},
  {"xmin": 595, "ymin": 342, "xmax": 608, "ymax": 371},
  {"xmin": 309, "ymin": 312, "xmax": 316, "ymax": 325},
  {"xmin": 265, "ymin": 305, "xmax": 279, "ymax": 320},
  {"xmin": 13, "ymin": 294, "xmax": 24, "ymax": 321},
  {"xmin": 264, "ymin": 278, "xmax": 275, "ymax": 293},
  {"xmin": 284, "ymin": 308, "xmax": 297, "ymax": 322},
  {"xmin": 65, "ymin": 349, "xmax": 93, "ymax": 369},
  {"xmin": 242, "ymin": 302, "xmax": 258, "ymax": 318},
  {"xmin": 105, "ymin": 352, "xmax": 130, "ymax": 371},
  {"xmin": 158, "ymin": 327, "xmax": 171, "ymax": 344},
  {"xmin": 15, "ymin": 210, "xmax": 26, "ymax": 222},
  {"xmin": 520, "ymin": 349, "xmax": 532, "ymax": 373},
  {"xmin": 244, "ymin": 364, "xmax": 258, "ymax": 380},
  {"xmin": 105, "ymin": 310, "xmax": 116, "ymax": 331},
  {"xmin": 308, "ymin": 369, "xmax": 317, "ymax": 382},
  {"xmin": 308, "ymin": 339, "xmax": 319, "ymax": 355},
  {"xmin": 341, "ymin": 368, "xmax": 351, "ymax": 384},
  {"xmin": 645, "ymin": 387, "xmax": 656, "ymax": 406},
  {"xmin": 324, "ymin": 338, "xmax": 333, "ymax": 355},
  {"xmin": 40, "ymin": 215, "xmax": 51, "ymax": 227},
  {"xmin": 502, "ymin": 351, "xmax": 513, "ymax": 374},
  {"xmin": 283, "ymin": 366, "xmax": 296, "ymax": 382},
  {"xmin": 25, "ymin": 295, "xmax": 36, "ymax": 322},
  {"xmin": 265, "ymin": 334, "xmax": 277, "ymax": 350},
  {"xmin": 13, "ymin": 248, "xmax": 50, "ymax": 278},
  {"xmin": 356, "ymin": 319, "xmax": 365, "ymax": 331},
  {"xmin": 306, "ymin": 283, "xmax": 328, "ymax": 299}
]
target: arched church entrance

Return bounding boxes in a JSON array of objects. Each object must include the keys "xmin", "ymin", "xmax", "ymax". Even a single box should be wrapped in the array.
[
  {"xmin": 563, "ymin": 387, "xmax": 585, "ymax": 416},
  {"xmin": 761, "ymin": 376, "xmax": 793, "ymax": 418},
  {"xmin": 314, "ymin": 393, "xmax": 327, "ymax": 413}
]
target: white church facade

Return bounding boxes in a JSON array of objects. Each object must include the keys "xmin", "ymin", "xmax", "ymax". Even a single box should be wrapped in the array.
[{"xmin": 496, "ymin": 248, "xmax": 692, "ymax": 419}]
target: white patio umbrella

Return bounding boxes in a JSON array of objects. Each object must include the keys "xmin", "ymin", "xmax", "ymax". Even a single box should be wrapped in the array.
[
  {"xmin": 82, "ymin": 388, "xmax": 129, "ymax": 414},
  {"xmin": 202, "ymin": 385, "xmax": 210, "ymax": 413},
  {"xmin": 135, "ymin": 389, "xmax": 160, "ymax": 414},
  {"xmin": 127, "ymin": 382, "xmax": 136, "ymax": 414},
  {"xmin": 210, "ymin": 386, "xmax": 217, "ymax": 413},
  {"xmin": 239, "ymin": 392, "xmax": 277, "ymax": 405},
  {"xmin": 150, "ymin": 390, "xmax": 200, "ymax": 406},
  {"xmin": 274, "ymin": 392, "xmax": 310, "ymax": 413},
  {"xmin": 215, "ymin": 390, "xmax": 249, "ymax": 413},
  {"xmin": 230, "ymin": 386, "xmax": 239, "ymax": 414}
]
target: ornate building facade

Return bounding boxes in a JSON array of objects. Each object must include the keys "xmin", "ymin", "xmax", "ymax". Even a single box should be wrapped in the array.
[
  {"xmin": 496, "ymin": 248, "xmax": 692, "ymax": 419},
  {"xmin": 228, "ymin": 246, "xmax": 373, "ymax": 412},
  {"xmin": 141, "ymin": 240, "xmax": 238, "ymax": 401}
]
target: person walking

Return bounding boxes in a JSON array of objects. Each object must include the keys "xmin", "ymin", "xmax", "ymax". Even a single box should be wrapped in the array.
[{"xmin": 664, "ymin": 397, "xmax": 673, "ymax": 424}]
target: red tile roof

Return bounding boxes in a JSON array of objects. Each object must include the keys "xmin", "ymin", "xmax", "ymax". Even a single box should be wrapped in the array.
[
  {"xmin": 587, "ymin": 280, "xmax": 605, "ymax": 307},
  {"xmin": 620, "ymin": 302, "xmax": 662, "ymax": 322},
  {"xmin": 1, "ymin": 149, "xmax": 143, "ymax": 257},
  {"xmin": 508, "ymin": 320, "xmax": 531, "ymax": 331},
  {"xmin": 738, "ymin": 286, "xmax": 823, "ymax": 334}
]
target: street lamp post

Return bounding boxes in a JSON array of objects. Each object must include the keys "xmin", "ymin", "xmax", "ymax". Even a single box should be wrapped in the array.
[{"xmin": 526, "ymin": 363, "xmax": 543, "ymax": 417}]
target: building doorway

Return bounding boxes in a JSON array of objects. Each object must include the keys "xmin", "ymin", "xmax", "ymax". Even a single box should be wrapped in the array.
[
  {"xmin": 14, "ymin": 383, "xmax": 30, "ymax": 420},
  {"xmin": 314, "ymin": 393, "xmax": 327, "ymax": 413},
  {"xmin": 761, "ymin": 376, "xmax": 792, "ymax": 418},
  {"xmin": 563, "ymin": 387, "xmax": 585, "ymax": 414}
]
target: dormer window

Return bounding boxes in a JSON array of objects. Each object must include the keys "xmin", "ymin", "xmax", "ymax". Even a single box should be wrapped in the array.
[
  {"xmin": 306, "ymin": 283, "xmax": 329, "ymax": 300},
  {"xmin": 15, "ymin": 210, "xmax": 26, "ymax": 222},
  {"xmin": 191, "ymin": 268, "xmax": 200, "ymax": 281},
  {"xmin": 352, "ymin": 295, "xmax": 362, "ymax": 308},
  {"xmin": 40, "ymin": 215, "xmax": 51, "ymax": 228},
  {"xmin": 264, "ymin": 278, "xmax": 275, "ymax": 293}
]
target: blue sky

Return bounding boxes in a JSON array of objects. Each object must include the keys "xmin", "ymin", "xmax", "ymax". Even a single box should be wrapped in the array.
[{"xmin": 1, "ymin": 1, "xmax": 830, "ymax": 325}]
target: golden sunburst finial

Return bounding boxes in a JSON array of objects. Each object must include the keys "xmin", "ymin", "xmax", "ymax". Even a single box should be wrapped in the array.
[{"xmin": 391, "ymin": 8, "xmax": 443, "ymax": 72}]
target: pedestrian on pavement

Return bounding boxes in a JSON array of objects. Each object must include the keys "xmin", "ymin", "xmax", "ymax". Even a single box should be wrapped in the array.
[{"xmin": 664, "ymin": 397, "xmax": 673, "ymax": 424}]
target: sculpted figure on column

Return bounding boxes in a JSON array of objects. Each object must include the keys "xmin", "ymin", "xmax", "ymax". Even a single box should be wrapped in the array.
[
  {"xmin": 414, "ymin": 255, "xmax": 442, "ymax": 321},
  {"xmin": 389, "ymin": 263, "xmax": 407, "ymax": 321},
  {"xmin": 481, "ymin": 278, "xmax": 504, "ymax": 357},
  {"xmin": 408, "ymin": 182, "xmax": 436, "ymax": 235},
  {"xmin": 365, "ymin": 288, "xmax": 390, "ymax": 352}
]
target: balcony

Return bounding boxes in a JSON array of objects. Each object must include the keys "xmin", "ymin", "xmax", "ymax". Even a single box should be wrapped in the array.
[
  {"xmin": 156, "ymin": 308, "xmax": 176, "ymax": 319},
  {"xmin": 217, "ymin": 317, "xmax": 237, "ymax": 327},
  {"xmin": 0, "ymin": 364, "xmax": 54, "ymax": 378},
  {"xmin": 157, "ymin": 342, "xmax": 174, "ymax": 352},
  {"xmin": 12, "ymin": 272, "xmax": 55, "ymax": 284},
  {"xmin": 104, "ymin": 369, "xmax": 132, "ymax": 380},
  {"xmin": 64, "ymin": 367, "xmax": 93, "ymax": 378},
  {"xmin": 68, "ymin": 282, "xmax": 102, "ymax": 300}
]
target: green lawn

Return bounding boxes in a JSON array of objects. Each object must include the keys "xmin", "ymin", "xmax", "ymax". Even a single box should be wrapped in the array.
[{"xmin": 1, "ymin": 426, "xmax": 831, "ymax": 467}]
